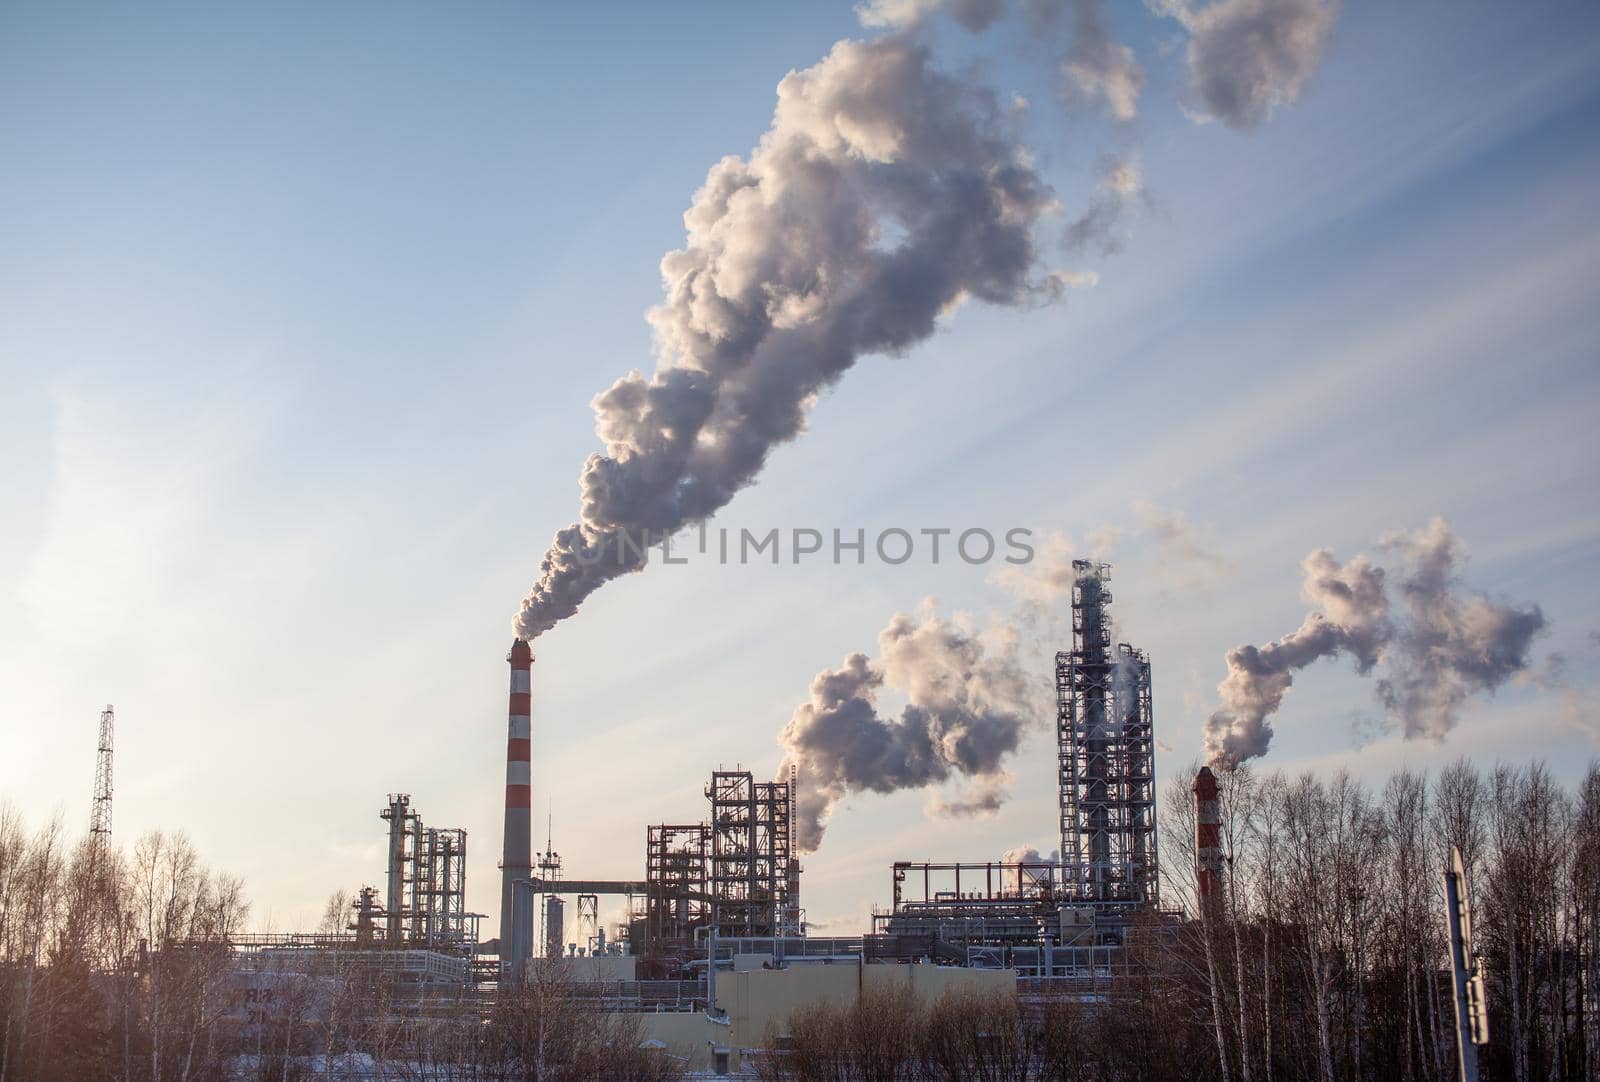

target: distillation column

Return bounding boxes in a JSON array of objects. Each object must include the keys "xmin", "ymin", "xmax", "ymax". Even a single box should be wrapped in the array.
[{"xmin": 1057, "ymin": 560, "xmax": 1159, "ymax": 907}]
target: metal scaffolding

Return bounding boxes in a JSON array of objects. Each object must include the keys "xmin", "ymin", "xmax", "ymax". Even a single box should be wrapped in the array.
[
  {"xmin": 418, "ymin": 827, "xmax": 469, "ymax": 950},
  {"xmin": 1056, "ymin": 561, "xmax": 1159, "ymax": 908},
  {"xmin": 576, "ymin": 894, "xmax": 600, "ymax": 954},
  {"xmin": 707, "ymin": 771, "xmax": 792, "ymax": 938},
  {"xmin": 869, "ymin": 860, "xmax": 1073, "ymax": 961},
  {"xmin": 630, "ymin": 769, "xmax": 801, "ymax": 976},
  {"xmin": 645, "ymin": 823, "xmax": 709, "ymax": 947},
  {"xmin": 536, "ymin": 842, "xmax": 565, "ymax": 957},
  {"xmin": 378, "ymin": 794, "xmax": 479, "ymax": 951}
]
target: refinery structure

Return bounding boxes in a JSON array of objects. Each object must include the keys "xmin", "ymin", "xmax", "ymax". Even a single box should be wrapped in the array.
[{"xmin": 131, "ymin": 560, "xmax": 1193, "ymax": 1070}]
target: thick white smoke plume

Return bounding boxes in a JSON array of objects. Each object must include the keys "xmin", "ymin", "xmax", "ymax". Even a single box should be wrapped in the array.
[
  {"xmin": 1205, "ymin": 518, "xmax": 1545, "ymax": 767},
  {"xmin": 778, "ymin": 605, "xmax": 1036, "ymax": 852},
  {"xmin": 514, "ymin": 37, "xmax": 1066, "ymax": 638},
  {"xmin": 515, "ymin": 3, "xmax": 1343, "ymax": 638}
]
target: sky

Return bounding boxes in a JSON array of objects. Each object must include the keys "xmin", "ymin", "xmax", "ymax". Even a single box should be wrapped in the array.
[{"xmin": 2, "ymin": 1, "xmax": 1598, "ymax": 941}]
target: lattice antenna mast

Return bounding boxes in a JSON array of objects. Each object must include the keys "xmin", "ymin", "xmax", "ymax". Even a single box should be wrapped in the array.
[{"xmin": 90, "ymin": 705, "xmax": 115, "ymax": 839}]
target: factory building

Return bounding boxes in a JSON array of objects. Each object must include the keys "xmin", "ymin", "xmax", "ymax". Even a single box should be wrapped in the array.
[
  {"xmin": 869, "ymin": 560, "xmax": 1169, "ymax": 984},
  {"xmin": 176, "ymin": 558, "xmax": 1188, "ymax": 1071},
  {"xmin": 201, "ymin": 791, "xmax": 487, "ymax": 1034},
  {"xmin": 498, "ymin": 562, "xmax": 1172, "ymax": 985}
]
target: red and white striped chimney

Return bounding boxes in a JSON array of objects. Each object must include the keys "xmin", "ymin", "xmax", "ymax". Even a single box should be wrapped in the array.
[
  {"xmin": 500, "ymin": 639, "xmax": 533, "ymax": 963},
  {"xmin": 1194, "ymin": 765, "xmax": 1223, "ymax": 913}
]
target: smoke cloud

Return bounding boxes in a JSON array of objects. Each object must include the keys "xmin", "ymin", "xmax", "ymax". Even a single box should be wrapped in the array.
[
  {"xmin": 859, "ymin": 0, "xmax": 1144, "ymax": 121},
  {"xmin": 928, "ymin": 772, "xmax": 1011, "ymax": 819},
  {"xmin": 862, "ymin": 0, "xmax": 1335, "ymax": 130},
  {"xmin": 1158, "ymin": 0, "xmax": 1340, "ymax": 129},
  {"xmin": 1132, "ymin": 499, "xmax": 1231, "ymax": 585},
  {"xmin": 515, "ymin": 2, "xmax": 1339, "ymax": 639},
  {"xmin": 990, "ymin": 500, "xmax": 1226, "ymax": 610},
  {"xmin": 1063, "ymin": 154, "xmax": 1144, "ymax": 256},
  {"xmin": 1000, "ymin": 844, "xmax": 1060, "ymax": 865},
  {"xmin": 515, "ymin": 36, "xmax": 1069, "ymax": 638},
  {"xmin": 779, "ymin": 604, "xmax": 1036, "ymax": 852},
  {"xmin": 1059, "ymin": 0, "xmax": 1145, "ymax": 122},
  {"xmin": 1376, "ymin": 518, "xmax": 1549, "ymax": 741},
  {"xmin": 1205, "ymin": 518, "xmax": 1545, "ymax": 767}
]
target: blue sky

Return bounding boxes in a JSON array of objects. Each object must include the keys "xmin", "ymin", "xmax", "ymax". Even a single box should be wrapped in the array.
[{"xmin": 3, "ymin": 1, "xmax": 1598, "ymax": 937}]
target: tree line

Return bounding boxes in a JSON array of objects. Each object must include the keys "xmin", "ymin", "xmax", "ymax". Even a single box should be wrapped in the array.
[
  {"xmin": 0, "ymin": 811, "xmax": 681, "ymax": 1080},
  {"xmin": 4, "ymin": 756, "xmax": 1598, "ymax": 1079},
  {"xmin": 1154, "ymin": 758, "xmax": 1600, "ymax": 1082},
  {"xmin": 748, "ymin": 758, "xmax": 1600, "ymax": 1081},
  {"xmin": 0, "ymin": 813, "xmax": 250, "ymax": 1080}
]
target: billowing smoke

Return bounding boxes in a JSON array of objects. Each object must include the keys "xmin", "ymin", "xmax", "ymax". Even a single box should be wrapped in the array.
[
  {"xmin": 1158, "ymin": 0, "xmax": 1340, "ymax": 129},
  {"xmin": 779, "ymin": 605, "xmax": 1036, "ymax": 852},
  {"xmin": 1203, "ymin": 547, "xmax": 1387, "ymax": 764},
  {"xmin": 1205, "ymin": 518, "xmax": 1545, "ymax": 766},
  {"xmin": 514, "ymin": 36, "xmax": 1067, "ymax": 638},
  {"xmin": 514, "ymin": 2, "xmax": 1342, "ymax": 638},
  {"xmin": 1376, "ymin": 518, "xmax": 1549, "ymax": 740}
]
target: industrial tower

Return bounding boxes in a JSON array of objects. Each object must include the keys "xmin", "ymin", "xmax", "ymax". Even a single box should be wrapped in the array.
[
  {"xmin": 90, "ymin": 705, "xmax": 114, "ymax": 840},
  {"xmin": 1056, "ymin": 562, "xmax": 1158, "ymax": 907},
  {"xmin": 501, "ymin": 639, "xmax": 534, "ymax": 971}
]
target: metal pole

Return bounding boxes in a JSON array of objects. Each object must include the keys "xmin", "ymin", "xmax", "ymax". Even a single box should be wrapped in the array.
[
  {"xmin": 708, "ymin": 901, "xmax": 719, "ymax": 1013},
  {"xmin": 1444, "ymin": 846, "xmax": 1486, "ymax": 1082}
]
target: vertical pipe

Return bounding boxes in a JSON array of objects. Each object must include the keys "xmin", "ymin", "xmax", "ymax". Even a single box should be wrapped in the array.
[
  {"xmin": 785, "ymin": 764, "xmax": 801, "ymax": 934},
  {"xmin": 409, "ymin": 811, "xmax": 425, "ymax": 946},
  {"xmin": 385, "ymin": 794, "xmax": 408, "ymax": 944},
  {"xmin": 544, "ymin": 895, "xmax": 565, "ymax": 959},
  {"xmin": 501, "ymin": 638, "xmax": 534, "ymax": 973},
  {"xmin": 421, "ymin": 828, "xmax": 436, "ymax": 947}
]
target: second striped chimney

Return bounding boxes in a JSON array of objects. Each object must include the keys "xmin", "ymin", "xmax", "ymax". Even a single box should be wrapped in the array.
[{"xmin": 1194, "ymin": 765, "xmax": 1223, "ymax": 914}]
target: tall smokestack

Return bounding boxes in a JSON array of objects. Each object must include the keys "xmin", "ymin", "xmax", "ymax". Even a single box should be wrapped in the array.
[
  {"xmin": 501, "ymin": 639, "xmax": 533, "ymax": 969},
  {"xmin": 1194, "ymin": 766, "xmax": 1222, "ymax": 914}
]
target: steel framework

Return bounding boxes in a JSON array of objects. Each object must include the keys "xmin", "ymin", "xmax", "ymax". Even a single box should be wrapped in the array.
[
  {"xmin": 707, "ymin": 771, "xmax": 791, "ymax": 938},
  {"xmin": 576, "ymin": 894, "xmax": 599, "ymax": 953},
  {"xmin": 645, "ymin": 823, "xmax": 709, "ymax": 945},
  {"xmin": 871, "ymin": 860, "xmax": 1072, "ymax": 956},
  {"xmin": 630, "ymin": 770, "xmax": 801, "ymax": 975},
  {"xmin": 379, "ymin": 794, "xmax": 478, "ymax": 951},
  {"xmin": 1056, "ymin": 561, "xmax": 1159, "ymax": 907},
  {"xmin": 90, "ymin": 705, "xmax": 114, "ymax": 839}
]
